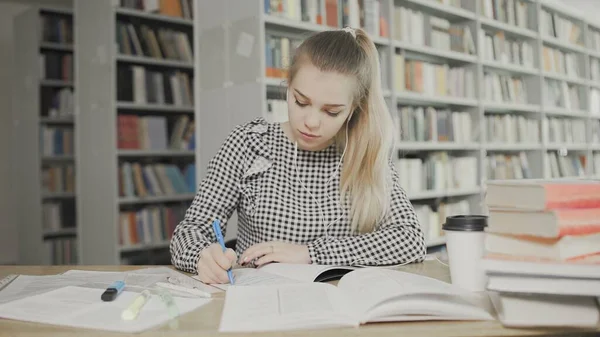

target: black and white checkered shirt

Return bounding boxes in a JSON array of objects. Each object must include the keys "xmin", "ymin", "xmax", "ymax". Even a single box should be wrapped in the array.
[{"xmin": 170, "ymin": 117, "xmax": 426, "ymax": 273}]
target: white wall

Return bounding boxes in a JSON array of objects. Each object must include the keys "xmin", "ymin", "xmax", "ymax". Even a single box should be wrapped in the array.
[{"xmin": 0, "ymin": 0, "xmax": 71, "ymax": 264}]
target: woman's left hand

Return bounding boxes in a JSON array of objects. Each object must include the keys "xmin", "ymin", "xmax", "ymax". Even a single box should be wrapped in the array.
[{"xmin": 239, "ymin": 241, "xmax": 311, "ymax": 267}]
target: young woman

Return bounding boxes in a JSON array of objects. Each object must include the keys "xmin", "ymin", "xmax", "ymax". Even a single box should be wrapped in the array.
[{"xmin": 170, "ymin": 27, "xmax": 426, "ymax": 284}]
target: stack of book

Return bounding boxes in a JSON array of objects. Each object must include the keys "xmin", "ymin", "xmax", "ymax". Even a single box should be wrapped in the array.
[{"xmin": 482, "ymin": 179, "xmax": 600, "ymax": 328}]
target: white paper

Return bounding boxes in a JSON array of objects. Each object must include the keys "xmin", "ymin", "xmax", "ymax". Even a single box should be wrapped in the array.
[
  {"xmin": 219, "ymin": 283, "xmax": 357, "ymax": 332},
  {"xmin": 205, "ymin": 268, "xmax": 302, "ymax": 291},
  {"xmin": 0, "ymin": 286, "xmax": 210, "ymax": 333}
]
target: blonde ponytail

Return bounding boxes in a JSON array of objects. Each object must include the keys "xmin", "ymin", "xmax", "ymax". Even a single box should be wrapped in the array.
[{"xmin": 288, "ymin": 28, "xmax": 396, "ymax": 233}]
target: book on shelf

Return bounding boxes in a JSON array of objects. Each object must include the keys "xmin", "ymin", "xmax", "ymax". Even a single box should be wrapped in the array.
[
  {"xmin": 396, "ymin": 152, "xmax": 478, "ymax": 194},
  {"xmin": 119, "ymin": 204, "xmax": 186, "ymax": 247},
  {"xmin": 480, "ymin": 30, "xmax": 535, "ymax": 67},
  {"xmin": 117, "ymin": 115, "xmax": 195, "ymax": 150},
  {"xmin": 42, "ymin": 201, "xmax": 76, "ymax": 233},
  {"xmin": 118, "ymin": 162, "xmax": 196, "ymax": 198},
  {"xmin": 39, "ymin": 52, "xmax": 73, "ymax": 81},
  {"xmin": 543, "ymin": 79, "xmax": 584, "ymax": 111},
  {"xmin": 480, "ymin": 0, "xmax": 531, "ymax": 29},
  {"xmin": 40, "ymin": 127, "xmax": 73, "ymax": 156},
  {"xmin": 118, "ymin": 0, "xmax": 194, "ymax": 19},
  {"xmin": 116, "ymin": 21, "xmax": 192, "ymax": 62},
  {"xmin": 393, "ymin": 6, "xmax": 475, "ymax": 55},
  {"xmin": 483, "ymin": 72, "xmax": 528, "ymax": 104},
  {"xmin": 400, "ymin": 59, "xmax": 475, "ymax": 99},
  {"xmin": 42, "ymin": 164, "xmax": 75, "ymax": 193},
  {"xmin": 117, "ymin": 66, "xmax": 193, "ymax": 106},
  {"xmin": 542, "ymin": 46, "xmax": 582, "ymax": 79},
  {"xmin": 544, "ymin": 152, "xmax": 586, "ymax": 179},
  {"xmin": 485, "ymin": 115, "xmax": 539, "ymax": 144},
  {"xmin": 264, "ymin": 35, "xmax": 302, "ymax": 79},
  {"xmin": 486, "ymin": 152, "xmax": 532, "ymax": 180},
  {"xmin": 545, "ymin": 117, "xmax": 586, "ymax": 144},
  {"xmin": 414, "ymin": 200, "xmax": 470, "ymax": 246},
  {"xmin": 540, "ymin": 8, "xmax": 583, "ymax": 47},
  {"xmin": 41, "ymin": 87, "xmax": 74, "ymax": 118},
  {"xmin": 39, "ymin": 11, "xmax": 73, "ymax": 44},
  {"xmin": 46, "ymin": 238, "xmax": 77, "ymax": 265},
  {"xmin": 395, "ymin": 106, "xmax": 473, "ymax": 143}
]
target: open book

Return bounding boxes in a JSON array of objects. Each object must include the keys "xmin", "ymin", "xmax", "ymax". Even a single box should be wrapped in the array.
[{"xmin": 219, "ymin": 268, "xmax": 494, "ymax": 332}]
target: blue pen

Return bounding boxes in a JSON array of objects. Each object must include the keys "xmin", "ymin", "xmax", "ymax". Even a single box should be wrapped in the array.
[{"xmin": 212, "ymin": 219, "xmax": 235, "ymax": 285}]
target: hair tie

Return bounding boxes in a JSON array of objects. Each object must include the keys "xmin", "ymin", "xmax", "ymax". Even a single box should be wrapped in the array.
[{"xmin": 342, "ymin": 27, "xmax": 356, "ymax": 39}]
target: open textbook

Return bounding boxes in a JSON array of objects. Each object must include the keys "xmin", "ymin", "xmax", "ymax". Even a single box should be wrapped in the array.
[{"xmin": 219, "ymin": 268, "xmax": 494, "ymax": 332}]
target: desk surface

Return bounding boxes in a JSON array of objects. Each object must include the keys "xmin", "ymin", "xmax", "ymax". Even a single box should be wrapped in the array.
[{"xmin": 0, "ymin": 261, "xmax": 598, "ymax": 337}]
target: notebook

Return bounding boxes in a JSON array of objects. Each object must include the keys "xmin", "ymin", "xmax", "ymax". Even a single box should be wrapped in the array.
[
  {"xmin": 219, "ymin": 268, "xmax": 494, "ymax": 332},
  {"xmin": 198, "ymin": 263, "xmax": 362, "ymax": 290}
]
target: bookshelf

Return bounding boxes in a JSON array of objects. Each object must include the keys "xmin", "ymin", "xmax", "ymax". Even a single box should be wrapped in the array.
[
  {"xmin": 14, "ymin": 6, "xmax": 77, "ymax": 265},
  {"xmin": 194, "ymin": 0, "xmax": 600, "ymax": 251},
  {"xmin": 75, "ymin": 0, "xmax": 196, "ymax": 264}
]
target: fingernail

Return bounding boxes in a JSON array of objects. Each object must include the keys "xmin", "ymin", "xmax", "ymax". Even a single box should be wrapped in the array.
[{"xmin": 243, "ymin": 256, "xmax": 248, "ymax": 262}]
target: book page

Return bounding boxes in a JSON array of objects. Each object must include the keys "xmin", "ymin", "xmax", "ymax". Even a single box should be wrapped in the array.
[
  {"xmin": 258, "ymin": 263, "xmax": 358, "ymax": 283},
  {"xmin": 337, "ymin": 268, "xmax": 492, "ymax": 322},
  {"xmin": 204, "ymin": 268, "xmax": 302, "ymax": 291},
  {"xmin": 0, "ymin": 286, "xmax": 210, "ymax": 333},
  {"xmin": 219, "ymin": 283, "xmax": 359, "ymax": 332}
]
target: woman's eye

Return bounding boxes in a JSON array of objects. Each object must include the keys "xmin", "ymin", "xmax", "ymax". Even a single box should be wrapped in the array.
[
  {"xmin": 295, "ymin": 100, "xmax": 308, "ymax": 107},
  {"xmin": 325, "ymin": 111, "xmax": 340, "ymax": 117}
]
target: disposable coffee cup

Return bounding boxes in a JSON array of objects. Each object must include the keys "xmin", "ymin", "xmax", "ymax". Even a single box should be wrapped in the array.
[{"xmin": 442, "ymin": 215, "xmax": 488, "ymax": 292}]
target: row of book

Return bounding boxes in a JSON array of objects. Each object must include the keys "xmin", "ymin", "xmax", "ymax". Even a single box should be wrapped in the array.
[
  {"xmin": 41, "ymin": 87, "xmax": 74, "ymax": 118},
  {"xmin": 544, "ymin": 152, "xmax": 586, "ymax": 179},
  {"xmin": 482, "ymin": 179, "xmax": 600, "ymax": 327},
  {"xmin": 40, "ymin": 13, "xmax": 72, "ymax": 44},
  {"xmin": 414, "ymin": 200, "xmax": 470, "ymax": 246},
  {"xmin": 264, "ymin": 35, "xmax": 301, "ymax": 79},
  {"xmin": 486, "ymin": 152, "xmax": 532, "ymax": 180},
  {"xmin": 118, "ymin": 162, "xmax": 196, "ymax": 198},
  {"xmin": 119, "ymin": 0, "xmax": 194, "ymax": 19},
  {"xmin": 591, "ymin": 58, "xmax": 600, "ymax": 82},
  {"xmin": 119, "ymin": 204, "xmax": 186, "ymax": 247},
  {"xmin": 480, "ymin": 31, "xmax": 535, "ymax": 68},
  {"xmin": 395, "ymin": 107, "xmax": 473, "ymax": 143},
  {"xmin": 42, "ymin": 165, "xmax": 75, "ymax": 194},
  {"xmin": 542, "ymin": 46, "xmax": 582, "ymax": 79},
  {"xmin": 541, "ymin": 8, "xmax": 583, "ymax": 47},
  {"xmin": 46, "ymin": 238, "xmax": 77, "ymax": 265},
  {"xmin": 398, "ymin": 56, "xmax": 476, "ymax": 99},
  {"xmin": 39, "ymin": 52, "xmax": 72, "ymax": 81},
  {"xmin": 484, "ymin": 72, "xmax": 527, "ymax": 104},
  {"xmin": 486, "ymin": 114, "xmax": 539, "ymax": 144},
  {"xmin": 117, "ymin": 115, "xmax": 195, "ymax": 150},
  {"xmin": 116, "ymin": 21, "xmax": 192, "ymax": 62},
  {"xmin": 589, "ymin": 29, "xmax": 600, "ymax": 52},
  {"xmin": 545, "ymin": 117, "xmax": 586, "ymax": 144},
  {"xmin": 591, "ymin": 88, "xmax": 600, "ymax": 116},
  {"xmin": 392, "ymin": 6, "xmax": 475, "ymax": 55},
  {"xmin": 480, "ymin": 0, "xmax": 530, "ymax": 29},
  {"xmin": 43, "ymin": 201, "xmax": 76, "ymax": 233},
  {"xmin": 592, "ymin": 152, "xmax": 600, "ymax": 176},
  {"xmin": 395, "ymin": 153, "xmax": 478, "ymax": 194},
  {"xmin": 544, "ymin": 80, "xmax": 584, "ymax": 111},
  {"xmin": 40, "ymin": 127, "xmax": 73, "ymax": 156},
  {"xmin": 591, "ymin": 121, "xmax": 600, "ymax": 143},
  {"xmin": 117, "ymin": 66, "xmax": 193, "ymax": 106}
]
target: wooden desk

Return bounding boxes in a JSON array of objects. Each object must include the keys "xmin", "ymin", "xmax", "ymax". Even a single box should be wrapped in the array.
[{"xmin": 0, "ymin": 262, "xmax": 598, "ymax": 337}]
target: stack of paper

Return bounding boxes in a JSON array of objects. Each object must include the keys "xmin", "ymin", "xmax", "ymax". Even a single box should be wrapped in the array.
[{"xmin": 0, "ymin": 268, "xmax": 214, "ymax": 333}]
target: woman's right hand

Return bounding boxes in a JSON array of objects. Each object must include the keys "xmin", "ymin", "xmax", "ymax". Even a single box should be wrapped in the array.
[{"xmin": 196, "ymin": 243, "xmax": 237, "ymax": 284}]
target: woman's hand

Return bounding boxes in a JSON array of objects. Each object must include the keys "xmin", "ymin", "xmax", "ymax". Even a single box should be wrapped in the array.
[
  {"xmin": 196, "ymin": 243, "xmax": 237, "ymax": 284},
  {"xmin": 240, "ymin": 241, "xmax": 311, "ymax": 267}
]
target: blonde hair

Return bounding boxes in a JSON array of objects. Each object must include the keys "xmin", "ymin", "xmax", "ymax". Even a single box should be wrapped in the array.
[{"xmin": 287, "ymin": 28, "xmax": 396, "ymax": 233}]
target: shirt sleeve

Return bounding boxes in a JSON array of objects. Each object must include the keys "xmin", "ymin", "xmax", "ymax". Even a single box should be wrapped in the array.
[
  {"xmin": 307, "ymin": 160, "xmax": 427, "ymax": 266},
  {"xmin": 169, "ymin": 124, "xmax": 247, "ymax": 273}
]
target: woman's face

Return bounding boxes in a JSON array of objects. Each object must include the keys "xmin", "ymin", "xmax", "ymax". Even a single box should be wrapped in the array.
[{"xmin": 286, "ymin": 62, "xmax": 355, "ymax": 151}]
